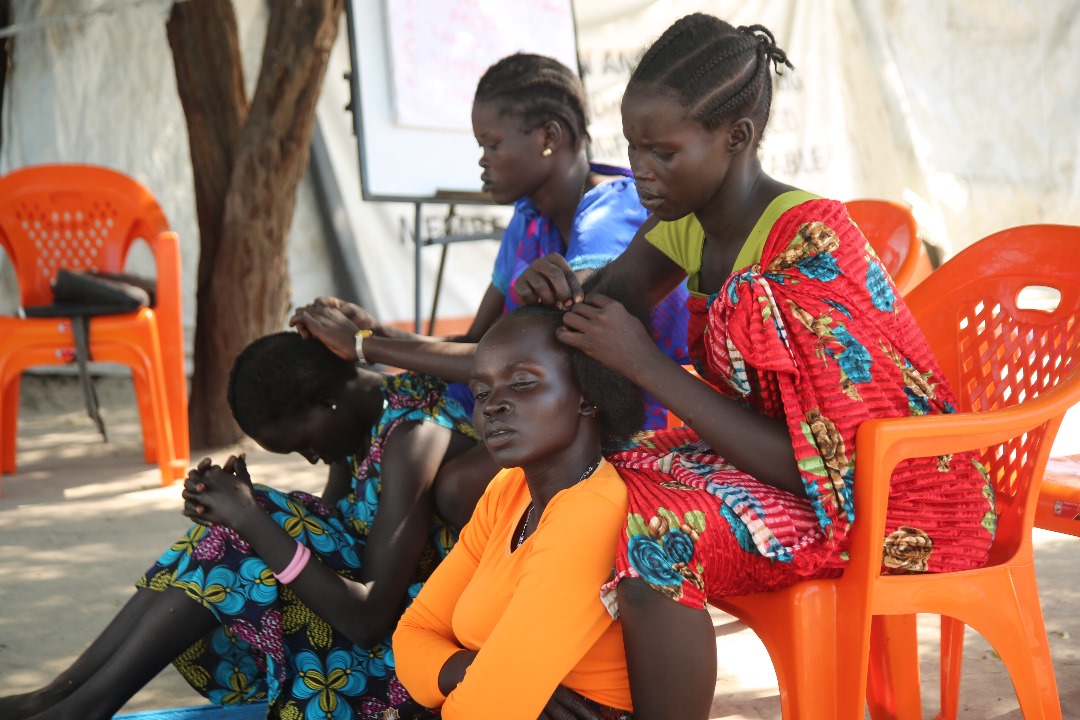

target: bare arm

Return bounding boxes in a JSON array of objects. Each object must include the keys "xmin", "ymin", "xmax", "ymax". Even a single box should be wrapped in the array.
[
  {"xmin": 291, "ymin": 304, "xmax": 478, "ymax": 383},
  {"xmin": 562, "ymin": 293, "xmax": 802, "ymax": 496},
  {"xmin": 290, "ymin": 295, "xmax": 461, "ymax": 343},
  {"xmin": 185, "ymin": 420, "xmax": 460, "ymax": 648},
  {"xmin": 512, "ymin": 214, "xmax": 676, "ymax": 315}
]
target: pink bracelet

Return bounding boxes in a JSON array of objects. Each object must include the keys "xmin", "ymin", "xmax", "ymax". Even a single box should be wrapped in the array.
[{"xmin": 274, "ymin": 542, "xmax": 311, "ymax": 584}]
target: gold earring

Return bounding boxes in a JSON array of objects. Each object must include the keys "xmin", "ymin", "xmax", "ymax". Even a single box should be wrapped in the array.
[{"xmin": 541, "ymin": 147, "xmax": 553, "ymax": 157}]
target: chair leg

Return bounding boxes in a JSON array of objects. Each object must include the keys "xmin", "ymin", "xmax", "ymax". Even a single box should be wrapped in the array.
[
  {"xmin": 163, "ymin": 355, "xmax": 189, "ymax": 476},
  {"xmin": 959, "ymin": 567, "xmax": 1061, "ymax": 720},
  {"xmin": 867, "ymin": 614, "xmax": 923, "ymax": 720},
  {"xmin": 129, "ymin": 365, "xmax": 158, "ymax": 464},
  {"xmin": 938, "ymin": 617, "xmax": 965, "ymax": 720},
  {"xmin": 1, "ymin": 372, "xmax": 21, "ymax": 474},
  {"xmin": 719, "ymin": 583, "xmax": 841, "ymax": 719}
]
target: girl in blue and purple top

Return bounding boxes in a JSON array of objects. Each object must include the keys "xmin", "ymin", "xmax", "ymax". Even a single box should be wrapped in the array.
[{"xmin": 292, "ymin": 53, "xmax": 688, "ymax": 530}]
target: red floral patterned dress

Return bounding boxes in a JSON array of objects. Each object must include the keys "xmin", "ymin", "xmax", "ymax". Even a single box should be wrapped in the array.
[{"xmin": 603, "ymin": 198, "xmax": 996, "ymax": 611}]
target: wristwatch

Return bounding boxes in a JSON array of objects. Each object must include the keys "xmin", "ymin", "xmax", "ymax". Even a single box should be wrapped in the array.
[{"xmin": 355, "ymin": 329, "xmax": 373, "ymax": 366}]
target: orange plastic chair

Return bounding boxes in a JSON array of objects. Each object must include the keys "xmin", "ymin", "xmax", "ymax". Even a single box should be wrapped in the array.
[
  {"xmin": 846, "ymin": 199, "xmax": 925, "ymax": 294},
  {"xmin": 0, "ymin": 164, "xmax": 189, "ymax": 491},
  {"xmin": 889, "ymin": 224, "xmax": 1080, "ymax": 719},
  {"xmin": 670, "ymin": 225, "xmax": 1078, "ymax": 718}
]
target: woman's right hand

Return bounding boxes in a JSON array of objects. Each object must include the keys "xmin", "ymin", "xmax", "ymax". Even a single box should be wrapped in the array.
[
  {"xmin": 513, "ymin": 253, "xmax": 583, "ymax": 310},
  {"xmin": 289, "ymin": 296, "xmax": 379, "ymax": 338},
  {"xmin": 558, "ymin": 293, "xmax": 663, "ymax": 384},
  {"xmin": 289, "ymin": 304, "xmax": 364, "ymax": 362}
]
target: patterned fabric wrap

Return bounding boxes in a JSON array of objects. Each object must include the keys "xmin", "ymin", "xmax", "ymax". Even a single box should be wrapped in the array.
[
  {"xmin": 137, "ymin": 372, "xmax": 478, "ymax": 720},
  {"xmin": 605, "ymin": 199, "xmax": 996, "ymax": 611},
  {"xmin": 488, "ymin": 162, "xmax": 690, "ymax": 430}
]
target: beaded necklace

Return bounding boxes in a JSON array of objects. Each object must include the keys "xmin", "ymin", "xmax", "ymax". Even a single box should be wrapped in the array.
[{"xmin": 516, "ymin": 457, "xmax": 602, "ymax": 549}]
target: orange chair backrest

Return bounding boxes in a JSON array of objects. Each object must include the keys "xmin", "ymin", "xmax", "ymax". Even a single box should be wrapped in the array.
[
  {"xmin": 846, "ymin": 199, "xmax": 922, "ymax": 292},
  {"xmin": 0, "ymin": 164, "xmax": 170, "ymax": 308},
  {"xmin": 904, "ymin": 224, "xmax": 1080, "ymax": 558}
]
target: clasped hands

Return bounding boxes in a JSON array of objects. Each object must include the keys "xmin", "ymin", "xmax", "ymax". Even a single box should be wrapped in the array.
[{"xmin": 182, "ymin": 454, "xmax": 260, "ymax": 530}]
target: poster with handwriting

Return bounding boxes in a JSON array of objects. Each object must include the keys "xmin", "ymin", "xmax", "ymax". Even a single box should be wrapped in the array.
[{"xmin": 385, "ymin": 0, "xmax": 578, "ymax": 131}]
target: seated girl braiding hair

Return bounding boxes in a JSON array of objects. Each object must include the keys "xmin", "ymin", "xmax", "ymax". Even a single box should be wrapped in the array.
[
  {"xmin": 513, "ymin": 14, "xmax": 996, "ymax": 718},
  {"xmin": 0, "ymin": 333, "xmax": 478, "ymax": 720},
  {"xmin": 291, "ymin": 51, "xmax": 689, "ymax": 529},
  {"xmin": 393, "ymin": 304, "xmax": 645, "ymax": 719}
]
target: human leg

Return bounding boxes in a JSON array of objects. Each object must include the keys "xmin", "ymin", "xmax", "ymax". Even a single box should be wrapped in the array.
[
  {"xmin": 0, "ymin": 586, "xmax": 216, "ymax": 720},
  {"xmin": 617, "ymin": 578, "xmax": 716, "ymax": 720},
  {"xmin": 432, "ymin": 443, "xmax": 499, "ymax": 530},
  {"xmin": 28, "ymin": 586, "xmax": 218, "ymax": 720}
]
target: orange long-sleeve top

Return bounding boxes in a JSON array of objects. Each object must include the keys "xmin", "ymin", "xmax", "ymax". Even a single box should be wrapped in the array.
[{"xmin": 393, "ymin": 461, "xmax": 631, "ymax": 719}]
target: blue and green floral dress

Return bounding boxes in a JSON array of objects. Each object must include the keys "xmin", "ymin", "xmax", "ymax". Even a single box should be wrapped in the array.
[{"xmin": 137, "ymin": 372, "xmax": 478, "ymax": 720}]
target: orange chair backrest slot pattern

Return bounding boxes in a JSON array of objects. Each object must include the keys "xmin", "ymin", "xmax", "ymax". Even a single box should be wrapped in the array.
[
  {"xmin": 1, "ymin": 168, "xmax": 170, "ymax": 308},
  {"xmin": 906, "ymin": 224, "xmax": 1080, "ymax": 555}
]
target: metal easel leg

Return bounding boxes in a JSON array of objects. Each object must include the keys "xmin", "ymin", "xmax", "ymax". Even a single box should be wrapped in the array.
[
  {"xmin": 427, "ymin": 205, "xmax": 457, "ymax": 336},
  {"xmin": 413, "ymin": 201, "xmax": 423, "ymax": 334},
  {"xmin": 71, "ymin": 315, "xmax": 108, "ymax": 442}
]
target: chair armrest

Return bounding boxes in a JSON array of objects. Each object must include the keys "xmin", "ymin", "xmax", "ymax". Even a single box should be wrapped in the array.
[{"xmin": 846, "ymin": 367, "xmax": 1080, "ymax": 579}]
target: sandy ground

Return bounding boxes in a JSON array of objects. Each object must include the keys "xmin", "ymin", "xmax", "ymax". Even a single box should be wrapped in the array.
[{"xmin": 0, "ymin": 374, "xmax": 1077, "ymax": 718}]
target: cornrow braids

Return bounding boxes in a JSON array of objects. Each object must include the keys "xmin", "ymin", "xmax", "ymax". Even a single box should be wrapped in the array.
[
  {"xmin": 227, "ymin": 332, "xmax": 356, "ymax": 438},
  {"xmin": 474, "ymin": 53, "xmax": 590, "ymax": 150},
  {"xmin": 628, "ymin": 13, "xmax": 794, "ymax": 136}
]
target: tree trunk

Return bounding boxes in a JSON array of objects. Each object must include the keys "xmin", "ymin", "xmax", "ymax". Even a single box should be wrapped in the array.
[
  {"xmin": 167, "ymin": 0, "xmax": 246, "ymax": 449},
  {"xmin": 171, "ymin": 0, "xmax": 344, "ymax": 448}
]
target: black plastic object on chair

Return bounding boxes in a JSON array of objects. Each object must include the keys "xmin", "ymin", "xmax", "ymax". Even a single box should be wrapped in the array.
[{"xmin": 22, "ymin": 270, "xmax": 154, "ymax": 441}]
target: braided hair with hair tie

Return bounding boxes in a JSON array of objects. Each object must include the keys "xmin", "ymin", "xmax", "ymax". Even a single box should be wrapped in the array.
[
  {"xmin": 737, "ymin": 24, "xmax": 795, "ymax": 75},
  {"xmin": 628, "ymin": 13, "xmax": 793, "ymax": 138}
]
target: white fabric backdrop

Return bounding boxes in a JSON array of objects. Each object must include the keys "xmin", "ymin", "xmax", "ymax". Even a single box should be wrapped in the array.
[{"xmin": 2, "ymin": 0, "xmax": 1078, "ymax": 363}]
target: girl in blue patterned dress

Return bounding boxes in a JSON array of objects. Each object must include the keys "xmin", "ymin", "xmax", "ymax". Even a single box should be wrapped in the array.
[{"xmin": 0, "ymin": 332, "xmax": 478, "ymax": 720}]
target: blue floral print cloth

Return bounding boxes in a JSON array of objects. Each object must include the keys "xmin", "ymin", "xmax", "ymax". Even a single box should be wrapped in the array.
[{"xmin": 137, "ymin": 372, "xmax": 477, "ymax": 720}]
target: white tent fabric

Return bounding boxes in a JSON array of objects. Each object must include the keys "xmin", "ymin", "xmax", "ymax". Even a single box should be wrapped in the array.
[
  {"xmin": 575, "ymin": 0, "xmax": 1080, "ymax": 253},
  {"xmin": 2, "ymin": 0, "xmax": 1078, "ymax": 366}
]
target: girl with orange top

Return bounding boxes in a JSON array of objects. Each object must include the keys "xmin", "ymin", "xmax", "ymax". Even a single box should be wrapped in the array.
[{"xmin": 393, "ymin": 304, "xmax": 642, "ymax": 719}]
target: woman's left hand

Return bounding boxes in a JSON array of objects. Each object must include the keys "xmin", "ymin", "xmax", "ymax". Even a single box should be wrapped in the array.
[
  {"xmin": 557, "ymin": 293, "xmax": 662, "ymax": 382},
  {"xmin": 182, "ymin": 455, "xmax": 260, "ymax": 530},
  {"xmin": 537, "ymin": 685, "xmax": 604, "ymax": 720}
]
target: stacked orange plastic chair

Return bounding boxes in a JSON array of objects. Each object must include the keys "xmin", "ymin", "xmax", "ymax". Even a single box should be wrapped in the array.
[
  {"xmin": 673, "ymin": 225, "xmax": 1077, "ymax": 718},
  {"xmin": 0, "ymin": 164, "xmax": 189, "ymax": 491},
  {"xmin": 846, "ymin": 199, "xmax": 928, "ymax": 294}
]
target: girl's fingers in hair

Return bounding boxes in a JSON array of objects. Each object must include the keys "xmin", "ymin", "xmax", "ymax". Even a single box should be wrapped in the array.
[{"xmin": 515, "ymin": 254, "xmax": 580, "ymax": 307}]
